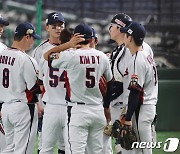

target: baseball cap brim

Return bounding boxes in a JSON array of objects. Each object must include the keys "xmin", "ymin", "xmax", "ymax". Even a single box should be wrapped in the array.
[
  {"xmin": 0, "ymin": 19, "xmax": 9, "ymax": 26},
  {"xmin": 33, "ymin": 34, "xmax": 41, "ymax": 40}
]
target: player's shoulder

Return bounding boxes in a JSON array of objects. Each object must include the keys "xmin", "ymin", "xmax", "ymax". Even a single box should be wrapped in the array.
[
  {"xmin": 142, "ymin": 42, "xmax": 154, "ymax": 56},
  {"xmin": 33, "ymin": 39, "xmax": 49, "ymax": 53},
  {"xmin": 0, "ymin": 42, "xmax": 7, "ymax": 50},
  {"xmin": 136, "ymin": 49, "xmax": 152, "ymax": 66}
]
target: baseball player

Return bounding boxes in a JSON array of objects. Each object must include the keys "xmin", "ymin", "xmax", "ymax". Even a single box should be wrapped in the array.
[
  {"xmin": 0, "ymin": 22, "xmax": 41, "ymax": 154},
  {"xmin": 120, "ymin": 21, "xmax": 158, "ymax": 154},
  {"xmin": 44, "ymin": 23, "xmax": 113, "ymax": 154},
  {"xmin": 0, "ymin": 14, "xmax": 9, "ymax": 153},
  {"xmin": 33, "ymin": 12, "xmax": 67, "ymax": 154},
  {"xmin": 108, "ymin": 13, "xmax": 156, "ymax": 154},
  {"xmin": 88, "ymin": 27, "xmax": 113, "ymax": 154}
]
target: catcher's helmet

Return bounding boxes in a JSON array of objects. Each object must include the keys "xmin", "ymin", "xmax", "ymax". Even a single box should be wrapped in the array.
[{"xmin": 111, "ymin": 13, "xmax": 132, "ymax": 28}]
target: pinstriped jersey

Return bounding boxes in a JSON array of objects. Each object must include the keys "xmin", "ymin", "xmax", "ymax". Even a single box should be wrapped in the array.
[
  {"xmin": 123, "ymin": 49, "xmax": 158, "ymax": 105},
  {"xmin": 0, "ymin": 48, "xmax": 38, "ymax": 103},
  {"xmin": 52, "ymin": 48, "xmax": 113, "ymax": 106},
  {"xmin": 33, "ymin": 40, "xmax": 66, "ymax": 105}
]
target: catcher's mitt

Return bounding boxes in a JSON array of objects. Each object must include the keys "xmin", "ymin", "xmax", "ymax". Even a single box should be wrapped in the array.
[
  {"xmin": 120, "ymin": 125, "xmax": 137, "ymax": 150},
  {"xmin": 111, "ymin": 120, "xmax": 122, "ymax": 139},
  {"xmin": 99, "ymin": 75, "xmax": 107, "ymax": 97},
  {"xmin": 104, "ymin": 124, "xmax": 112, "ymax": 136}
]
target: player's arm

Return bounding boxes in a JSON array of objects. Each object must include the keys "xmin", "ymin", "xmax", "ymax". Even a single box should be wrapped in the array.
[
  {"xmin": 44, "ymin": 34, "xmax": 85, "ymax": 60},
  {"xmin": 102, "ymin": 56, "xmax": 114, "ymax": 123},
  {"xmin": 125, "ymin": 59, "xmax": 145, "ymax": 125}
]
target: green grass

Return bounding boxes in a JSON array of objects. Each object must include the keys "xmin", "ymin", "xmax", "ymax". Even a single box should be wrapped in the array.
[
  {"xmin": 34, "ymin": 131, "xmax": 180, "ymax": 154},
  {"xmin": 153, "ymin": 131, "xmax": 180, "ymax": 154}
]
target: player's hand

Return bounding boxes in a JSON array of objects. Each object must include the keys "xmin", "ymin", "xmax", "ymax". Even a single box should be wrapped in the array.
[
  {"xmin": 121, "ymin": 121, "xmax": 132, "ymax": 137},
  {"xmin": 104, "ymin": 107, "xmax": 111, "ymax": 124},
  {"xmin": 69, "ymin": 33, "xmax": 85, "ymax": 48}
]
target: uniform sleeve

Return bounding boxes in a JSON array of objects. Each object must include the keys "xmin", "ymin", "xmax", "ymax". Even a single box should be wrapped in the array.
[
  {"xmin": 103, "ymin": 56, "xmax": 113, "ymax": 82},
  {"xmin": 23, "ymin": 57, "xmax": 39, "ymax": 90},
  {"xmin": 52, "ymin": 49, "xmax": 75, "ymax": 69},
  {"xmin": 128, "ymin": 54, "xmax": 146, "ymax": 92},
  {"xmin": 143, "ymin": 42, "xmax": 154, "ymax": 58}
]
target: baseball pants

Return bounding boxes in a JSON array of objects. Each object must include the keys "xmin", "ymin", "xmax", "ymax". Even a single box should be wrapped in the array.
[
  {"xmin": 39, "ymin": 103, "xmax": 66, "ymax": 154},
  {"xmin": 65, "ymin": 104, "xmax": 106, "ymax": 154},
  {"xmin": 26, "ymin": 103, "xmax": 38, "ymax": 154},
  {"xmin": 1, "ymin": 101, "xmax": 33, "ymax": 154}
]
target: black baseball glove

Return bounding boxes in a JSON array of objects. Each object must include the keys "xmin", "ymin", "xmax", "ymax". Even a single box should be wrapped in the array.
[
  {"xmin": 111, "ymin": 120, "xmax": 122, "ymax": 139},
  {"xmin": 120, "ymin": 124, "xmax": 137, "ymax": 150}
]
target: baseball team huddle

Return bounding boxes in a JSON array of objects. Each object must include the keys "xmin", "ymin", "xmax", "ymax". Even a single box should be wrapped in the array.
[{"xmin": 0, "ymin": 11, "xmax": 158, "ymax": 154}]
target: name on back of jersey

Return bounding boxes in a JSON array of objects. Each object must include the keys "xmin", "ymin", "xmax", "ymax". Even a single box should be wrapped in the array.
[
  {"xmin": 80, "ymin": 55, "xmax": 100, "ymax": 64},
  {"xmin": 0, "ymin": 55, "xmax": 16, "ymax": 66}
]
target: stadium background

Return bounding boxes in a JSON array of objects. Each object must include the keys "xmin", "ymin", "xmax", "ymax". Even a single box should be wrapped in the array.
[{"xmin": 0, "ymin": 0, "xmax": 180, "ymax": 153}]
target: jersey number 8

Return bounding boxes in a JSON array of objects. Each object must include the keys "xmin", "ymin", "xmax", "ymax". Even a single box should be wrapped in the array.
[{"xmin": 2, "ymin": 68, "xmax": 9, "ymax": 88}]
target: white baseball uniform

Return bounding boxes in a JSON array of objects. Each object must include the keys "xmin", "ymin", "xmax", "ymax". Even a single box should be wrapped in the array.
[
  {"xmin": 123, "ymin": 49, "xmax": 158, "ymax": 154},
  {"xmin": 110, "ymin": 42, "xmax": 156, "ymax": 154},
  {"xmin": 52, "ymin": 48, "xmax": 113, "ymax": 154},
  {"xmin": 110, "ymin": 42, "xmax": 154, "ymax": 123},
  {"xmin": 33, "ymin": 40, "xmax": 67, "ymax": 154},
  {"xmin": 0, "ymin": 42, "xmax": 7, "ymax": 153},
  {"xmin": 0, "ymin": 47, "xmax": 39, "ymax": 154}
]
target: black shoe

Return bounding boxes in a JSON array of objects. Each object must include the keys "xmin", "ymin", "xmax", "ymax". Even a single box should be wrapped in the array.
[
  {"xmin": 58, "ymin": 149, "xmax": 65, "ymax": 154},
  {"xmin": 37, "ymin": 149, "xmax": 40, "ymax": 154}
]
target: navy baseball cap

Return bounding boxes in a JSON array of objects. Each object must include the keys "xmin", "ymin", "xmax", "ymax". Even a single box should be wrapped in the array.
[
  {"xmin": 46, "ymin": 12, "xmax": 65, "ymax": 25},
  {"xmin": 111, "ymin": 13, "xmax": 132, "ymax": 28},
  {"xmin": 120, "ymin": 21, "xmax": 146, "ymax": 45},
  {"xmin": 92, "ymin": 28, "xmax": 98, "ymax": 39},
  {"xmin": 15, "ymin": 22, "xmax": 41, "ymax": 40},
  {"xmin": 0, "ymin": 15, "xmax": 9, "ymax": 26},
  {"xmin": 74, "ymin": 23, "xmax": 93, "ymax": 40}
]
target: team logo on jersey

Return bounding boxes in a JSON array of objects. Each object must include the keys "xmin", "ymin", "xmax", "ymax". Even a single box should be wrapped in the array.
[
  {"xmin": 124, "ymin": 68, "xmax": 129, "ymax": 76},
  {"xmin": 50, "ymin": 53, "xmax": 59, "ymax": 60}
]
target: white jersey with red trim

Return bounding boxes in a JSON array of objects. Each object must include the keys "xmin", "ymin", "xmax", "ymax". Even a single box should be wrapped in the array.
[
  {"xmin": 110, "ymin": 42, "xmax": 153, "ymax": 105},
  {"xmin": 33, "ymin": 40, "xmax": 66, "ymax": 105},
  {"xmin": 123, "ymin": 49, "xmax": 158, "ymax": 105},
  {"xmin": 0, "ymin": 48, "xmax": 38, "ymax": 103},
  {"xmin": 0, "ymin": 42, "xmax": 7, "ymax": 103},
  {"xmin": 52, "ymin": 48, "xmax": 113, "ymax": 106}
]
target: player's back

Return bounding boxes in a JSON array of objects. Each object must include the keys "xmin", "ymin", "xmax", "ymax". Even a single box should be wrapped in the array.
[
  {"xmin": 52, "ymin": 48, "xmax": 112, "ymax": 106},
  {"xmin": 0, "ymin": 48, "xmax": 37, "ymax": 103}
]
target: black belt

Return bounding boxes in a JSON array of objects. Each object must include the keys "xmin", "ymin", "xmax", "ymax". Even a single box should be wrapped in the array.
[{"xmin": 77, "ymin": 102, "xmax": 85, "ymax": 105}]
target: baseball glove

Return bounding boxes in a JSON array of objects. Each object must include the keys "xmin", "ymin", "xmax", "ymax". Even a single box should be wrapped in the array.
[
  {"xmin": 120, "ymin": 125, "xmax": 137, "ymax": 150},
  {"xmin": 111, "ymin": 120, "xmax": 122, "ymax": 139},
  {"xmin": 99, "ymin": 75, "xmax": 107, "ymax": 97},
  {"xmin": 104, "ymin": 124, "xmax": 112, "ymax": 136}
]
